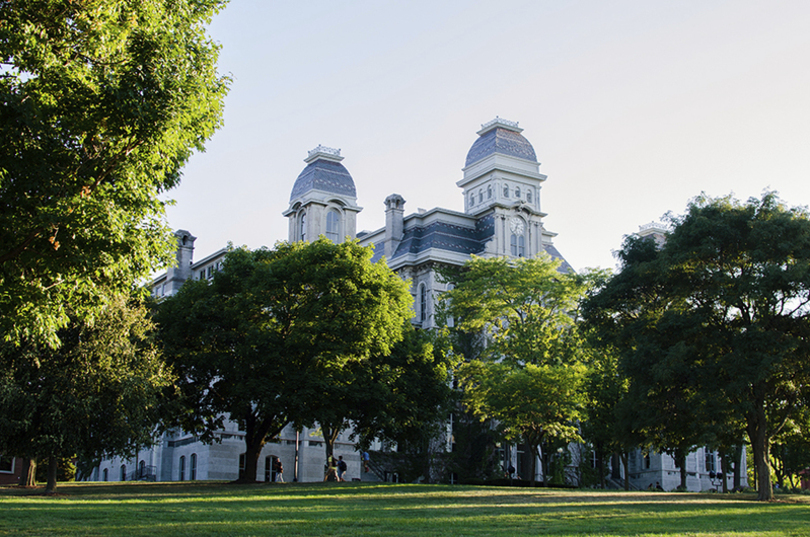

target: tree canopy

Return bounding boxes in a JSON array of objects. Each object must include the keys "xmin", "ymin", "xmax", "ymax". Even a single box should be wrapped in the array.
[
  {"xmin": 0, "ymin": 294, "xmax": 172, "ymax": 493},
  {"xmin": 584, "ymin": 192, "xmax": 810, "ymax": 500},
  {"xmin": 442, "ymin": 254, "xmax": 589, "ymax": 486},
  {"xmin": 0, "ymin": 0, "xmax": 229, "ymax": 346},
  {"xmin": 156, "ymin": 239, "xmax": 413, "ymax": 482}
]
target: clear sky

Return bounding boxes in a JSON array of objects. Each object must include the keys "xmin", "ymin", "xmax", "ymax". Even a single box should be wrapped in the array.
[{"xmin": 165, "ymin": 0, "xmax": 810, "ymax": 272}]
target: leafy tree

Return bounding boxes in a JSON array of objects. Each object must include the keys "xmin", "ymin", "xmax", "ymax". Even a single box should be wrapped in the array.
[
  {"xmin": 443, "ymin": 254, "xmax": 586, "ymax": 367},
  {"xmin": 458, "ymin": 360, "xmax": 586, "ymax": 486},
  {"xmin": 584, "ymin": 192, "xmax": 810, "ymax": 501},
  {"xmin": 770, "ymin": 406, "xmax": 810, "ymax": 490},
  {"xmin": 156, "ymin": 240, "xmax": 412, "ymax": 483},
  {"xmin": 0, "ymin": 0, "xmax": 229, "ymax": 347},
  {"xmin": 580, "ymin": 347, "xmax": 634, "ymax": 489},
  {"xmin": 442, "ymin": 254, "xmax": 589, "ymax": 486},
  {"xmin": 351, "ymin": 326, "xmax": 459, "ymax": 483},
  {"xmin": 0, "ymin": 294, "xmax": 172, "ymax": 493}
]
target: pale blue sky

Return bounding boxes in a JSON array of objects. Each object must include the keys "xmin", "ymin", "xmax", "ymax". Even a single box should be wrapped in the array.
[{"xmin": 166, "ymin": 0, "xmax": 810, "ymax": 271}]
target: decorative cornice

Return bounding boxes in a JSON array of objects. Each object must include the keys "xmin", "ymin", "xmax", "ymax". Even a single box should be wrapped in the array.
[
  {"xmin": 477, "ymin": 116, "xmax": 522, "ymax": 136},
  {"xmin": 304, "ymin": 145, "xmax": 343, "ymax": 163}
]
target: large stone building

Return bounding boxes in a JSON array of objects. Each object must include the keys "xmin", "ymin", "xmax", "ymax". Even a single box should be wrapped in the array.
[{"xmin": 90, "ymin": 118, "xmax": 739, "ymax": 490}]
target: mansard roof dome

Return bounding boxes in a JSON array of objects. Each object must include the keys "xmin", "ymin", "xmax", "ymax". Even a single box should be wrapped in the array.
[
  {"xmin": 465, "ymin": 117, "xmax": 537, "ymax": 167},
  {"xmin": 290, "ymin": 145, "xmax": 357, "ymax": 202}
]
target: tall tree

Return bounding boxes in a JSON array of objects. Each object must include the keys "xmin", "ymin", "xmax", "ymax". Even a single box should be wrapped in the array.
[
  {"xmin": 458, "ymin": 360, "xmax": 586, "ymax": 486},
  {"xmin": 351, "ymin": 326, "xmax": 459, "ymax": 483},
  {"xmin": 442, "ymin": 254, "xmax": 589, "ymax": 486},
  {"xmin": 584, "ymin": 192, "xmax": 810, "ymax": 501},
  {"xmin": 157, "ymin": 240, "xmax": 412, "ymax": 483},
  {"xmin": 0, "ymin": 294, "xmax": 173, "ymax": 493},
  {"xmin": 580, "ymin": 346, "xmax": 635, "ymax": 489},
  {"xmin": 0, "ymin": 0, "xmax": 229, "ymax": 347}
]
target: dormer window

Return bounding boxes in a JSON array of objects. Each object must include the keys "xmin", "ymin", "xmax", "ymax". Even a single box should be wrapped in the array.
[
  {"xmin": 487, "ymin": 185, "xmax": 492, "ymax": 199},
  {"xmin": 503, "ymin": 185, "xmax": 509, "ymax": 198},
  {"xmin": 299, "ymin": 212, "xmax": 306, "ymax": 242},
  {"xmin": 478, "ymin": 190, "xmax": 483, "ymax": 203},
  {"xmin": 515, "ymin": 187, "xmax": 521, "ymax": 198},
  {"xmin": 527, "ymin": 190, "xmax": 532, "ymax": 203},
  {"xmin": 470, "ymin": 194, "xmax": 475, "ymax": 207}
]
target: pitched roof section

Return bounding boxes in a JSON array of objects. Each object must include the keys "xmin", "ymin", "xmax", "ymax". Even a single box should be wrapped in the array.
[
  {"xmin": 289, "ymin": 159, "xmax": 356, "ymax": 201},
  {"xmin": 544, "ymin": 243, "xmax": 574, "ymax": 273},
  {"xmin": 465, "ymin": 127, "xmax": 537, "ymax": 167}
]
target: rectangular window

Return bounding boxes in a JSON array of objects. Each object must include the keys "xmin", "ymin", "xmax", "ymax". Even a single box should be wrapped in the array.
[
  {"xmin": 0, "ymin": 455, "xmax": 14, "ymax": 473},
  {"xmin": 705, "ymin": 449, "xmax": 716, "ymax": 473}
]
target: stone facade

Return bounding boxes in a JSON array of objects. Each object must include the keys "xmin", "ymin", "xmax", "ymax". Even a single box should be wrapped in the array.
[{"xmin": 88, "ymin": 118, "xmax": 740, "ymax": 490}]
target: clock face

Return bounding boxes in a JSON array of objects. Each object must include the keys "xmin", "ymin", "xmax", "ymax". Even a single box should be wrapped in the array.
[{"xmin": 509, "ymin": 217, "xmax": 524, "ymax": 235}]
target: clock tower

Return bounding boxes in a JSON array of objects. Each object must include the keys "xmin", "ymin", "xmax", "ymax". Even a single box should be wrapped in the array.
[{"xmin": 457, "ymin": 117, "xmax": 557, "ymax": 258}]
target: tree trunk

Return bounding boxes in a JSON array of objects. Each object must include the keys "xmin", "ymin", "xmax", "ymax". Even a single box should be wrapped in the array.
[
  {"xmin": 321, "ymin": 422, "xmax": 342, "ymax": 481},
  {"xmin": 751, "ymin": 427, "xmax": 773, "ymax": 500},
  {"xmin": 529, "ymin": 445, "xmax": 539, "ymax": 488},
  {"xmin": 238, "ymin": 413, "xmax": 280, "ymax": 483},
  {"xmin": 747, "ymin": 405, "xmax": 773, "ymax": 501},
  {"xmin": 596, "ymin": 448, "xmax": 607, "ymax": 490},
  {"xmin": 678, "ymin": 453, "xmax": 687, "ymax": 490},
  {"xmin": 44, "ymin": 456, "xmax": 58, "ymax": 494},
  {"xmin": 19, "ymin": 458, "xmax": 36, "ymax": 487},
  {"xmin": 733, "ymin": 445, "xmax": 742, "ymax": 491},
  {"xmin": 621, "ymin": 452, "xmax": 629, "ymax": 491},
  {"xmin": 718, "ymin": 450, "xmax": 728, "ymax": 493}
]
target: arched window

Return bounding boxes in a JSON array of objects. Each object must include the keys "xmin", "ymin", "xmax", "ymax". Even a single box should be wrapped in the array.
[
  {"xmin": 469, "ymin": 194, "xmax": 474, "ymax": 207},
  {"xmin": 487, "ymin": 185, "xmax": 492, "ymax": 199},
  {"xmin": 190, "ymin": 453, "xmax": 197, "ymax": 481},
  {"xmin": 120, "ymin": 464, "xmax": 126, "ymax": 482},
  {"xmin": 419, "ymin": 284, "xmax": 427, "ymax": 323},
  {"xmin": 102, "ymin": 468, "xmax": 108, "ymax": 481},
  {"xmin": 515, "ymin": 187, "xmax": 521, "ymax": 198},
  {"xmin": 299, "ymin": 212, "xmax": 307, "ymax": 242},
  {"xmin": 518, "ymin": 235, "xmax": 525, "ymax": 257},
  {"xmin": 527, "ymin": 190, "xmax": 532, "ymax": 203},
  {"xmin": 511, "ymin": 234, "xmax": 518, "ymax": 256},
  {"xmin": 503, "ymin": 185, "xmax": 509, "ymax": 197},
  {"xmin": 478, "ymin": 190, "xmax": 483, "ymax": 203},
  {"xmin": 326, "ymin": 210, "xmax": 340, "ymax": 243},
  {"xmin": 179, "ymin": 456, "xmax": 185, "ymax": 481}
]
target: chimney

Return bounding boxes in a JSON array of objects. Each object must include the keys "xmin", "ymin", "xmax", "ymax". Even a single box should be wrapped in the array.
[
  {"xmin": 384, "ymin": 194, "xmax": 405, "ymax": 259},
  {"xmin": 165, "ymin": 230, "xmax": 196, "ymax": 295}
]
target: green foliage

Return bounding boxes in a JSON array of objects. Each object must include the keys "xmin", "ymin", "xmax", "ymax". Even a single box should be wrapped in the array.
[
  {"xmin": 443, "ymin": 254, "xmax": 590, "ymax": 486},
  {"xmin": 458, "ymin": 361, "xmax": 586, "ymax": 448},
  {"xmin": 584, "ymin": 191, "xmax": 810, "ymax": 501},
  {"xmin": 0, "ymin": 294, "xmax": 173, "ymax": 492},
  {"xmin": 442, "ymin": 254, "xmax": 587, "ymax": 366},
  {"xmin": 351, "ymin": 326, "xmax": 459, "ymax": 483},
  {"xmin": 35, "ymin": 455, "xmax": 75, "ymax": 483},
  {"xmin": 157, "ymin": 239, "xmax": 413, "ymax": 482},
  {"xmin": 444, "ymin": 412, "xmax": 502, "ymax": 482},
  {"xmin": 0, "ymin": 0, "xmax": 229, "ymax": 347}
]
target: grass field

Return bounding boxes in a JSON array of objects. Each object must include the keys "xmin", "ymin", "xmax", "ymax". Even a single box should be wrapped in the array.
[{"xmin": 1, "ymin": 481, "xmax": 808, "ymax": 536}]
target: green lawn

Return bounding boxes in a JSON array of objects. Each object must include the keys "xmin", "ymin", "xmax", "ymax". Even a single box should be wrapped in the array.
[{"xmin": 1, "ymin": 481, "xmax": 808, "ymax": 536}]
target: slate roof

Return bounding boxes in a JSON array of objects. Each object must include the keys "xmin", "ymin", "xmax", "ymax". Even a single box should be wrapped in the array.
[
  {"xmin": 290, "ymin": 159, "xmax": 356, "ymax": 201},
  {"xmin": 369, "ymin": 212, "xmax": 572, "ymax": 272},
  {"xmin": 544, "ymin": 244, "xmax": 574, "ymax": 273},
  {"xmin": 465, "ymin": 127, "xmax": 537, "ymax": 167}
]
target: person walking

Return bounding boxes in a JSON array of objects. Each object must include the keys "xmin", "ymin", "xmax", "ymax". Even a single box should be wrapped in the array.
[
  {"xmin": 324, "ymin": 455, "xmax": 338, "ymax": 482},
  {"xmin": 337, "ymin": 456, "xmax": 348, "ymax": 482},
  {"xmin": 274, "ymin": 458, "xmax": 284, "ymax": 483}
]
